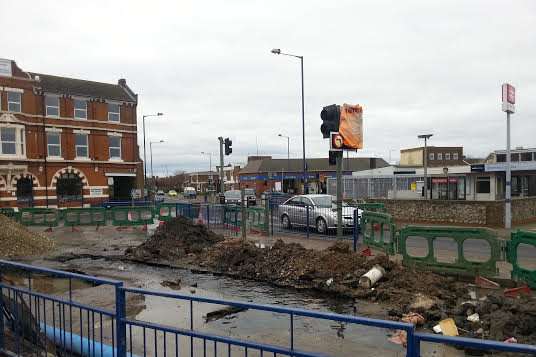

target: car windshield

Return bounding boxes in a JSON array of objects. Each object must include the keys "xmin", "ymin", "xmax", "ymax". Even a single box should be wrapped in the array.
[
  {"xmin": 244, "ymin": 189, "xmax": 255, "ymax": 195},
  {"xmin": 225, "ymin": 191, "xmax": 241, "ymax": 199},
  {"xmin": 311, "ymin": 196, "xmax": 348, "ymax": 208}
]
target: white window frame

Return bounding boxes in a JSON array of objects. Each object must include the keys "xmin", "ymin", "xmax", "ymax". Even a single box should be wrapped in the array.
[
  {"xmin": 73, "ymin": 98, "xmax": 88, "ymax": 119},
  {"xmin": 453, "ymin": 153, "xmax": 459, "ymax": 160},
  {"xmin": 7, "ymin": 91, "xmax": 21, "ymax": 113},
  {"xmin": 0, "ymin": 124, "xmax": 26, "ymax": 158},
  {"xmin": 107, "ymin": 103, "xmax": 120, "ymax": 122},
  {"xmin": 75, "ymin": 132, "xmax": 89, "ymax": 159},
  {"xmin": 45, "ymin": 95, "xmax": 60, "ymax": 117},
  {"xmin": 429, "ymin": 153, "xmax": 435, "ymax": 161},
  {"xmin": 108, "ymin": 135, "xmax": 122, "ymax": 160},
  {"xmin": 437, "ymin": 153, "xmax": 443, "ymax": 160},
  {"xmin": 445, "ymin": 153, "xmax": 451, "ymax": 160},
  {"xmin": 46, "ymin": 131, "xmax": 62, "ymax": 158}
]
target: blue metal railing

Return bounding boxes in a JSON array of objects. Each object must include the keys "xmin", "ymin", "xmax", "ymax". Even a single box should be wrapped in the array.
[{"xmin": 1, "ymin": 260, "xmax": 536, "ymax": 357}]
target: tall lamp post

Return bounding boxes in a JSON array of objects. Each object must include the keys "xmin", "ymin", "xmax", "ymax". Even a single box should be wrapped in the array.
[
  {"xmin": 418, "ymin": 134, "xmax": 433, "ymax": 200},
  {"xmin": 150, "ymin": 140, "xmax": 165, "ymax": 191},
  {"xmin": 142, "ymin": 113, "xmax": 163, "ymax": 198},
  {"xmin": 278, "ymin": 134, "xmax": 290, "ymax": 192},
  {"xmin": 271, "ymin": 48, "xmax": 307, "ymax": 193},
  {"xmin": 201, "ymin": 151, "xmax": 213, "ymax": 192}
]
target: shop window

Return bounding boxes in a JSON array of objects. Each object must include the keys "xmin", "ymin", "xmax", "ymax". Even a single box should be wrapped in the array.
[
  {"xmin": 445, "ymin": 153, "xmax": 451, "ymax": 160},
  {"xmin": 453, "ymin": 153, "xmax": 458, "ymax": 160},
  {"xmin": 45, "ymin": 95, "xmax": 60, "ymax": 117},
  {"xmin": 74, "ymin": 99, "xmax": 87, "ymax": 119},
  {"xmin": 437, "ymin": 153, "xmax": 443, "ymax": 160},
  {"xmin": 56, "ymin": 173, "xmax": 83, "ymax": 201},
  {"xmin": 476, "ymin": 177, "xmax": 490, "ymax": 194},
  {"xmin": 521, "ymin": 152, "xmax": 533, "ymax": 161},
  {"xmin": 511, "ymin": 153, "xmax": 520, "ymax": 162},
  {"xmin": 7, "ymin": 92, "xmax": 21, "ymax": 112},
  {"xmin": 496, "ymin": 154, "xmax": 506, "ymax": 162}
]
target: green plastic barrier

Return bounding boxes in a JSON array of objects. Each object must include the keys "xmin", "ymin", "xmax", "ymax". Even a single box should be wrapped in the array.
[
  {"xmin": 0, "ymin": 208, "xmax": 19, "ymax": 221},
  {"xmin": 360, "ymin": 210, "xmax": 396, "ymax": 254},
  {"xmin": 398, "ymin": 226, "xmax": 501, "ymax": 276},
  {"xmin": 156, "ymin": 203, "xmax": 178, "ymax": 222},
  {"xmin": 110, "ymin": 206, "xmax": 154, "ymax": 226},
  {"xmin": 247, "ymin": 207, "xmax": 267, "ymax": 232},
  {"xmin": 357, "ymin": 203, "xmax": 386, "ymax": 213},
  {"xmin": 507, "ymin": 230, "xmax": 536, "ymax": 288},
  {"xmin": 19, "ymin": 208, "xmax": 60, "ymax": 227},
  {"xmin": 63, "ymin": 208, "xmax": 107, "ymax": 226}
]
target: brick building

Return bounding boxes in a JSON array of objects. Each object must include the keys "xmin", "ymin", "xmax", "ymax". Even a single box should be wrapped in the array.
[
  {"xmin": 0, "ymin": 59, "xmax": 142, "ymax": 208},
  {"xmin": 400, "ymin": 146, "xmax": 464, "ymax": 167}
]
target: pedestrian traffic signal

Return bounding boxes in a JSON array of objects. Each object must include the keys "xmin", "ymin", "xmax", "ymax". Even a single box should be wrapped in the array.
[
  {"xmin": 224, "ymin": 138, "xmax": 232, "ymax": 155},
  {"xmin": 320, "ymin": 104, "xmax": 340, "ymax": 139}
]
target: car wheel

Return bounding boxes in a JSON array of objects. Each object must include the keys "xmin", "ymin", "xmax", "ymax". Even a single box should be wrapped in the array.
[
  {"xmin": 316, "ymin": 217, "xmax": 327, "ymax": 234},
  {"xmin": 281, "ymin": 214, "xmax": 291, "ymax": 229}
]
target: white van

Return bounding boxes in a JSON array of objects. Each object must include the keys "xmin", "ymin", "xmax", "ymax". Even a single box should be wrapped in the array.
[{"xmin": 183, "ymin": 187, "xmax": 197, "ymax": 199}]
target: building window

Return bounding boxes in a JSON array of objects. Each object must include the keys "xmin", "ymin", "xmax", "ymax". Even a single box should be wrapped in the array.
[
  {"xmin": 476, "ymin": 177, "xmax": 491, "ymax": 194},
  {"xmin": 511, "ymin": 153, "xmax": 520, "ymax": 162},
  {"xmin": 75, "ymin": 133, "xmax": 89, "ymax": 158},
  {"xmin": 47, "ymin": 132, "xmax": 61, "ymax": 158},
  {"xmin": 45, "ymin": 95, "xmax": 60, "ymax": 117},
  {"xmin": 16, "ymin": 177, "xmax": 34, "ymax": 204},
  {"xmin": 7, "ymin": 92, "xmax": 21, "ymax": 112},
  {"xmin": 108, "ymin": 103, "xmax": 120, "ymax": 122},
  {"xmin": 437, "ymin": 153, "xmax": 443, "ymax": 160},
  {"xmin": 56, "ymin": 173, "xmax": 83, "ymax": 202},
  {"xmin": 453, "ymin": 153, "xmax": 459, "ymax": 160},
  {"xmin": 521, "ymin": 152, "xmax": 533, "ymax": 161},
  {"xmin": 429, "ymin": 153, "xmax": 434, "ymax": 161},
  {"xmin": 109, "ymin": 136, "xmax": 121, "ymax": 159},
  {"xmin": 496, "ymin": 154, "xmax": 506, "ymax": 162},
  {"xmin": 445, "ymin": 153, "xmax": 451, "ymax": 160},
  {"xmin": 74, "ymin": 99, "xmax": 87, "ymax": 119},
  {"xmin": 1, "ymin": 127, "xmax": 16, "ymax": 154}
]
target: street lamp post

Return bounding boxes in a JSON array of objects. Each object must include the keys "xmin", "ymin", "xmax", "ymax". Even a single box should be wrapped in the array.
[
  {"xmin": 142, "ymin": 113, "xmax": 163, "ymax": 198},
  {"xmin": 201, "ymin": 152, "xmax": 212, "ymax": 172},
  {"xmin": 271, "ymin": 49, "xmax": 307, "ymax": 194},
  {"xmin": 150, "ymin": 140, "xmax": 165, "ymax": 191},
  {"xmin": 278, "ymin": 134, "xmax": 290, "ymax": 192},
  {"xmin": 418, "ymin": 134, "xmax": 433, "ymax": 200}
]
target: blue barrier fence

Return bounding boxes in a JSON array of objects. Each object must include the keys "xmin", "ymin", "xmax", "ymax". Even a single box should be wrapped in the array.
[{"xmin": 1, "ymin": 260, "xmax": 536, "ymax": 356}]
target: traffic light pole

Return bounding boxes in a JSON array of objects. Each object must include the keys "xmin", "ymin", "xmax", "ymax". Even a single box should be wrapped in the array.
[
  {"xmin": 336, "ymin": 151, "xmax": 343, "ymax": 239},
  {"xmin": 218, "ymin": 137, "xmax": 224, "ymax": 193}
]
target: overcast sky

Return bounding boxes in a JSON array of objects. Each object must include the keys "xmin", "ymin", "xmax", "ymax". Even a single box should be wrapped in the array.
[{"xmin": 2, "ymin": 0, "xmax": 535, "ymax": 175}]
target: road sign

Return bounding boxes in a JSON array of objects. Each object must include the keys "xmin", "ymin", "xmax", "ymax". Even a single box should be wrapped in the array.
[
  {"xmin": 330, "ymin": 132, "xmax": 344, "ymax": 151},
  {"xmin": 502, "ymin": 83, "xmax": 515, "ymax": 113},
  {"xmin": 339, "ymin": 104, "xmax": 363, "ymax": 149}
]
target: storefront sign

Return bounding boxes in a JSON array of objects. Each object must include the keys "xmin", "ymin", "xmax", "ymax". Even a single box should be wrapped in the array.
[
  {"xmin": 432, "ymin": 177, "xmax": 458, "ymax": 184},
  {"xmin": 485, "ymin": 162, "xmax": 536, "ymax": 172},
  {"xmin": 339, "ymin": 104, "xmax": 363, "ymax": 150},
  {"xmin": 502, "ymin": 83, "xmax": 515, "ymax": 113}
]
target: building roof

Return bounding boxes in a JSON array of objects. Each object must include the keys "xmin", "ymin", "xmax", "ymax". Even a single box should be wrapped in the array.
[
  {"xmin": 240, "ymin": 157, "xmax": 389, "ymax": 174},
  {"xmin": 30, "ymin": 73, "xmax": 136, "ymax": 102},
  {"xmin": 400, "ymin": 146, "xmax": 463, "ymax": 152}
]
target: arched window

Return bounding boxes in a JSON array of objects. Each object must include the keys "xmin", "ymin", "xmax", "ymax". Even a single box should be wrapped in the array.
[
  {"xmin": 56, "ymin": 173, "xmax": 83, "ymax": 202},
  {"xmin": 16, "ymin": 177, "xmax": 33, "ymax": 205}
]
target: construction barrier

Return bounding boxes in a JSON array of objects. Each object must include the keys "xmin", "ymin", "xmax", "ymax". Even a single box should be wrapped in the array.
[
  {"xmin": 19, "ymin": 208, "xmax": 60, "ymax": 227},
  {"xmin": 110, "ymin": 206, "xmax": 154, "ymax": 226},
  {"xmin": 507, "ymin": 230, "xmax": 536, "ymax": 288},
  {"xmin": 156, "ymin": 203, "xmax": 179, "ymax": 221},
  {"xmin": 247, "ymin": 207, "xmax": 268, "ymax": 233},
  {"xmin": 63, "ymin": 207, "xmax": 107, "ymax": 226},
  {"xmin": 356, "ymin": 202, "xmax": 386, "ymax": 212},
  {"xmin": 398, "ymin": 226, "xmax": 501, "ymax": 276},
  {"xmin": 0, "ymin": 208, "xmax": 19, "ymax": 221},
  {"xmin": 360, "ymin": 210, "xmax": 396, "ymax": 254}
]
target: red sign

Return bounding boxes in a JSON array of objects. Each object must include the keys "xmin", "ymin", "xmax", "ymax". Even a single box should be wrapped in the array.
[
  {"xmin": 432, "ymin": 177, "xmax": 458, "ymax": 184},
  {"xmin": 502, "ymin": 83, "xmax": 515, "ymax": 104}
]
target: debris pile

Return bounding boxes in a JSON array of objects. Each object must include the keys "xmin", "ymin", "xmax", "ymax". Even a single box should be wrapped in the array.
[
  {"xmin": 125, "ymin": 216, "xmax": 224, "ymax": 262},
  {"xmin": 0, "ymin": 215, "xmax": 54, "ymax": 258}
]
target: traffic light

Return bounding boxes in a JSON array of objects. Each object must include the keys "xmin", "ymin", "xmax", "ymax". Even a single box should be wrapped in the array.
[
  {"xmin": 320, "ymin": 104, "xmax": 340, "ymax": 139},
  {"xmin": 224, "ymin": 138, "xmax": 232, "ymax": 155}
]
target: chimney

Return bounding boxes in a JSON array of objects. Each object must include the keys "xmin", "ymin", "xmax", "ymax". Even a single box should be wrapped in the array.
[{"xmin": 118, "ymin": 78, "xmax": 126, "ymax": 86}]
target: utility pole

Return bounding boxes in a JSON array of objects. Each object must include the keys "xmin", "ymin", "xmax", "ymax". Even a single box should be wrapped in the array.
[
  {"xmin": 502, "ymin": 83, "xmax": 515, "ymax": 229},
  {"xmin": 218, "ymin": 137, "xmax": 224, "ymax": 194},
  {"xmin": 418, "ymin": 134, "xmax": 433, "ymax": 200},
  {"xmin": 336, "ymin": 151, "xmax": 343, "ymax": 239}
]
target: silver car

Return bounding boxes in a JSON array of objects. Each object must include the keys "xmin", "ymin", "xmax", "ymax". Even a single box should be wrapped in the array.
[{"xmin": 279, "ymin": 194, "xmax": 362, "ymax": 234}]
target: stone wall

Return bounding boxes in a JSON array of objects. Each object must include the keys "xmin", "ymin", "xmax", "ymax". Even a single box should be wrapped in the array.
[{"xmin": 368, "ymin": 198, "xmax": 536, "ymax": 227}]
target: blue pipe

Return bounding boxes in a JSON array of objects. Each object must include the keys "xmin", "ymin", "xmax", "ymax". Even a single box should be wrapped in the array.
[{"xmin": 40, "ymin": 323, "xmax": 140, "ymax": 357}]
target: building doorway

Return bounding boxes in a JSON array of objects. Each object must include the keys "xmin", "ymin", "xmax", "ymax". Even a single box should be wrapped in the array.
[
  {"xmin": 109, "ymin": 176, "xmax": 135, "ymax": 200},
  {"xmin": 56, "ymin": 173, "xmax": 83, "ymax": 205},
  {"xmin": 16, "ymin": 177, "xmax": 34, "ymax": 207}
]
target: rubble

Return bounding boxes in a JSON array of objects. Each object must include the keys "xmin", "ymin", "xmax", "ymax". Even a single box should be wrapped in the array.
[{"xmin": 0, "ymin": 215, "xmax": 54, "ymax": 258}]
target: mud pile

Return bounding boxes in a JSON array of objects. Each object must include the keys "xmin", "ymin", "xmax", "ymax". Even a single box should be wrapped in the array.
[
  {"xmin": 0, "ymin": 215, "xmax": 54, "ymax": 258},
  {"xmin": 125, "ymin": 216, "xmax": 224, "ymax": 262}
]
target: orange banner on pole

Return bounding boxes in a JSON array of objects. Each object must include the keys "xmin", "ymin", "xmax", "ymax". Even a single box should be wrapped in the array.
[{"xmin": 339, "ymin": 104, "xmax": 363, "ymax": 149}]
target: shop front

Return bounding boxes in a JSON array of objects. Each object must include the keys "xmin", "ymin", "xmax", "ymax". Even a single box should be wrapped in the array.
[{"xmin": 431, "ymin": 176, "xmax": 467, "ymax": 200}]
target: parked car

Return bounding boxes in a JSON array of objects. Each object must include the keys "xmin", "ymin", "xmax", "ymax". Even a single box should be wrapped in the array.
[
  {"xmin": 183, "ymin": 187, "xmax": 197, "ymax": 199},
  {"xmin": 167, "ymin": 190, "xmax": 178, "ymax": 197},
  {"xmin": 244, "ymin": 188, "xmax": 256, "ymax": 206},
  {"xmin": 224, "ymin": 190, "xmax": 241, "ymax": 205},
  {"xmin": 278, "ymin": 194, "xmax": 362, "ymax": 234},
  {"xmin": 155, "ymin": 190, "xmax": 166, "ymax": 202}
]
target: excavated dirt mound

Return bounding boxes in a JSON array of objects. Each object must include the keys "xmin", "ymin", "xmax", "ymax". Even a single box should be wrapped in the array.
[
  {"xmin": 0, "ymin": 215, "xmax": 54, "ymax": 258},
  {"xmin": 125, "ymin": 216, "xmax": 224, "ymax": 262}
]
